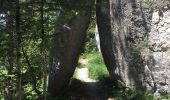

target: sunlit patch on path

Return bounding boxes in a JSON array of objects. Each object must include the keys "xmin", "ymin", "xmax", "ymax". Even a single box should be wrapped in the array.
[{"xmin": 76, "ymin": 67, "xmax": 97, "ymax": 82}]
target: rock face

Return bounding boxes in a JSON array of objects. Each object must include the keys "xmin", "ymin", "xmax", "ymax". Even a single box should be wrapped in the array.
[
  {"xmin": 48, "ymin": 0, "xmax": 95, "ymax": 96},
  {"xmin": 48, "ymin": 14, "xmax": 91, "ymax": 97},
  {"xmin": 96, "ymin": 0, "xmax": 170, "ymax": 95},
  {"xmin": 148, "ymin": 7, "xmax": 170, "ymax": 95},
  {"xmin": 149, "ymin": 8, "xmax": 170, "ymax": 52}
]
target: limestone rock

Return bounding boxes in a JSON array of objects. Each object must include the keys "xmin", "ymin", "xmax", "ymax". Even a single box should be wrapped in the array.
[
  {"xmin": 148, "ymin": 9, "xmax": 170, "ymax": 95},
  {"xmin": 97, "ymin": 0, "xmax": 170, "ymax": 96}
]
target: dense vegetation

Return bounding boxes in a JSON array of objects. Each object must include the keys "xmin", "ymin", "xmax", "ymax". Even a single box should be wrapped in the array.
[
  {"xmin": 0, "ymin": 0, "xmax": 74, "ymax": 99},
  {"xmin": 0, "ymin": 0, "xmax": 97, "ymax": 99}
]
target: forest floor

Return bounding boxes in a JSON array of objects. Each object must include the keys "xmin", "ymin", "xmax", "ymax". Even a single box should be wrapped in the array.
[{"xmin": 64, "ymin": 57, "xmax": 115, "ymax": 100}]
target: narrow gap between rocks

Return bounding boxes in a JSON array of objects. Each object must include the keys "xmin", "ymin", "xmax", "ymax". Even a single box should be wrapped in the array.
[{"xmin": 64, "ymin": 53, "xmax": 115, "ymax": 100}]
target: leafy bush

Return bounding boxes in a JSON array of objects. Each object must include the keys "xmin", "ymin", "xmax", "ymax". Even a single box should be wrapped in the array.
[
  {"xmin": 0, "ymin": 68, "xmax": 16, "ymax": 99},
  {"xmin": 84, "ymin": 30, "xmax": 97, "ymax": 53},
  {"xmin": 157, "ymin": 94, "xmax": 170, "ymax": 100},
  {"xmin": 84, "ymin": 12, "xmax": 97, "ymax": 53}
]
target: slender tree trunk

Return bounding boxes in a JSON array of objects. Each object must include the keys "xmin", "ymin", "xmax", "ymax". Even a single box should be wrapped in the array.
[
  {"xmin": 4, "ymin": 10, "xmax": 14, "ymax": 100},
  {"xmin": 15, "ymin": 0, "xmax": 22, "ymax": 99},
  {"xmin": 95, "ymin": 25, "xmax": 101, "ymax": 52},
  {"xmin": 40, "ymin": 0, "xmax": 44, "ymax": 48},
  {"xmin": 40, "ymin": 0, "xmax": 48, "ymax": 99}
]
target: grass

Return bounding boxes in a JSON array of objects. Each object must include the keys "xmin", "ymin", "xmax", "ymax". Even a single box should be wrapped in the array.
[{"xmin": 83, "ymin": 52, "xmax": 109, "ymax": 80}]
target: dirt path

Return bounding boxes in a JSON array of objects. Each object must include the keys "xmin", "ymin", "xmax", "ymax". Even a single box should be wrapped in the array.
[
  {"xmin": 65, "ymin": 58, "xmax": 114, "ymax": 100},
  {"xmin": 76, "ymin": 58, "xmax": 97, "ymax": 82},
  {"xmin": 66, "ymin": 80, "xmax": 113, "ymax": 100},
  {"xmin": 76, "ymin": 67, "xmax": 97, "ymax": 82}
]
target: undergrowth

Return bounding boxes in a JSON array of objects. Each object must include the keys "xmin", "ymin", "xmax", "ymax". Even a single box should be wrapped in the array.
[{"xmin": 83, "ymin": 52, "xmax": 109, "ymax": 80}]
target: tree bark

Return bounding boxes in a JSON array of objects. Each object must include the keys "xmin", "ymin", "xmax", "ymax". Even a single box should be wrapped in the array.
[
  {"xmin": 16, "ymin": 0, "xmax": 22, "ymax": 99},
  {"xmin": 40, "ymin": 0, "xmax": 48, "ymax": 99},
  {"xmin": 48, "ymin": 11, "xmax": 92, "ymax": 97},
  {"xmin": 2, "ymin": 6, "xmax": 15, "ymax": 99}
]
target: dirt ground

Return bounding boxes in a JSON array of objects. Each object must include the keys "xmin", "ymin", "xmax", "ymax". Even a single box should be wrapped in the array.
[
  {"xmin": 62, "ymin": 58, "xmax": 115, "ymax": 100},
  {"xmin": 64, "ymin": 79, "xmax": 114, "ymax": 100}
]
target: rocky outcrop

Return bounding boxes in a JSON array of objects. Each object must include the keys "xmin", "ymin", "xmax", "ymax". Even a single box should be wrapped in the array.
[
  {"xmin": 148, "ymin": 6, "xmax": 170, "ymax": 96},
  {"xmin": 96, "ymin": 0, "xmax": 170, "ymax": 95},
  {"xmin": 48, "ymin": 12, "xmax": 92, "ymax": 97}
]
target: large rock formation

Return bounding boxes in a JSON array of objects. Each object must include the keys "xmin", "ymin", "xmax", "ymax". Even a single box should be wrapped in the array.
[
  {"xmin": 96, "ymin": 0, "xmax": 170, "ymax": 95},
  {"xmin": 148, "ymin": 6, "xmax": 170, "ymax": 95},
  {"xmin": 48, "ymin": 10, "xmax": 93, "ymax": 97}
]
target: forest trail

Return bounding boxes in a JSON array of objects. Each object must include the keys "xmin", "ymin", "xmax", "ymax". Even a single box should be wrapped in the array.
[
  {"xmin": 76, "ymin": 67, "xmax": 97, "ymax": 82},
  {"xmin": 65, "ymin": 58, "xmax": 114, "ymax": 100},
  {"xmin": 76, "ymin": 57, "xmax": 97, "ymax": 82}
]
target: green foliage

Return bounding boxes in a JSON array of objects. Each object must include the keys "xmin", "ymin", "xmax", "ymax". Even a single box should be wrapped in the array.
[
  {"xmin": 158, "ymin": 95, "xmax": 170, "ymax": 100},
  {"xmin": 0, "ymin": 68, "xmax": 16, "ymax": 99},
  {"xmin": 84, "ymin": 31, "xmax": 97, "ymax": 53},
  {"xmin": 114, "ymin": 88, "xmax": 155, "ymax": 100},
  {"xmin": 84, "ymin": 52, "xmax": 109, "ymax": 80},
  {"xmin": 0, "ymin": 0, "xmax": 96, "ymax": 99},
  {"xmin": 113, "ymin": 88, "xmax": 170, "ymax": 100},
  {"xmin": 144, "ymin": 0, "xmax": 153, "ymax": 5},
  {"xmin": 0, "ymin": 69, "xmax": 15, "ymax": 78},
  {"xmin": 84, "ymin": 13, "xmax": 97, "ymax": 53},
  {"xmin": 0, "ymin": 0, "xmax": 52, "ymax": 99}
]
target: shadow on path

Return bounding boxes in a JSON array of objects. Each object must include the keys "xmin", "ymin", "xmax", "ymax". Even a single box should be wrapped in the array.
[{"xmin": 63, "ymin": 79, "xmax": 114, "ymax": 100}]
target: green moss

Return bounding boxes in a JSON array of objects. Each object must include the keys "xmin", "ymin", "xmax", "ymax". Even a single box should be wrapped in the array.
[{"xmin": 144, "ymin": 0, "xmax": 153, "ymax": 5}]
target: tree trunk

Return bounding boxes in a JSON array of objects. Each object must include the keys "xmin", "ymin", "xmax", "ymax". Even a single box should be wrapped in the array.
[
  {"xmin": 95, "ymin": 25, "xmax": 101, "ymax": 52},
  {"xmin": 40, "ymin": 0, "xmax": 47, "ymax": 99},
  {"xmin": 48, "ymin": 12, "xmax": 92, "ymax": 97},
  {"xmin": 15, "ymin": 0, "xmax": 22, "ymax": 99},
  {"xmin": 97, "ymin": 0, "xmax": 170, "ymax": 95},
  {"xmin": 3, "ymin": 9, "xmax": 15, "ymax": 100}
]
